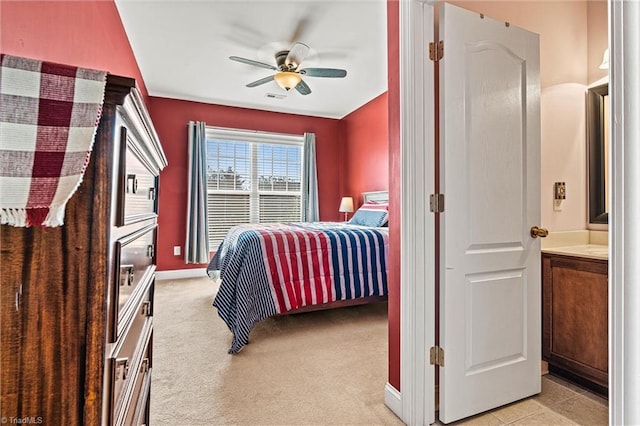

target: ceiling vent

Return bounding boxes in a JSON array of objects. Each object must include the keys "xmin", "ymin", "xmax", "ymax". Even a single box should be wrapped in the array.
[{"xmin": 265, "ymin": 93, "xmax": 286, "ymax": 100}]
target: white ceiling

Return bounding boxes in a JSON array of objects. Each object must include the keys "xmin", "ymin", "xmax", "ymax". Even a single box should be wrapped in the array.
[{"xmin": 115, "ymin": 0, "xmax": 388, "ymax": 119}]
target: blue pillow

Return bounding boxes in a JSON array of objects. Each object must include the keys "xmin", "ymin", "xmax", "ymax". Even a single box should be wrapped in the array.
[{"xmin": 349, "ymin": 203, "xmax": 389, "ymax": 227}]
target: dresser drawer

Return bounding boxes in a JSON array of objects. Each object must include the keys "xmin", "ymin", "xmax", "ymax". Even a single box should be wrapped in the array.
[
  {"xmin": 109, "ymin": 317, "xmax": 153, "ymax": 426},
  {"xmin": 122, "ymin": 333, "xmax": 152, "ymax": 426},
  {"xmin": 116, "ymin": 125, "xmax": 159, "ymax": 226},
  {"xmin": 111, "ymin": 223, "xmax": 156, "ymax": 341}
]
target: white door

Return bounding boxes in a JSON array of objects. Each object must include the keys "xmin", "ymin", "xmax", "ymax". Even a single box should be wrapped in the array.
[{"xmin": 438, "ymin": 3, "xmax": 542, "ymax": 423}]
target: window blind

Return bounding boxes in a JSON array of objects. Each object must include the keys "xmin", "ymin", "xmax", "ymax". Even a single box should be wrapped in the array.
[{"xmin": 206, "ymin": 128, "xmax": 303, "ymax": 249}]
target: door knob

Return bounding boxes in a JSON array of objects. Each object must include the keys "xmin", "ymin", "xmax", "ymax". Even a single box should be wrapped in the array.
[{"xmin": 530, "ymin": 226, "xmax": 549, "ymax": 238}]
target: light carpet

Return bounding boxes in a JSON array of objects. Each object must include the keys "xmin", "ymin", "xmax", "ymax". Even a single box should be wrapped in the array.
[{"xmin": 150, "ymin": 277, "xmax": 403, "ymax": 425}]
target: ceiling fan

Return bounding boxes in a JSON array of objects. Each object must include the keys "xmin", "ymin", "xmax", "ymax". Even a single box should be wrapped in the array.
[{"xmin": 229, "ymin": 42, "xmax": 347, "ymax": 95}]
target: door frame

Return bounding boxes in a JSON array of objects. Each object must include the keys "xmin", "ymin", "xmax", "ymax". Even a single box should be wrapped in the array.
[
  {"xmin": 398, "ymin": 0, "xmax": 640, "ymax": 424},
  {"xmin": 399, "ymin": 0, "xmax": 436, "ymax": 425},
  {"xmin": 609, "ymin": 0, "xmax": 640, "ymax": 424}
]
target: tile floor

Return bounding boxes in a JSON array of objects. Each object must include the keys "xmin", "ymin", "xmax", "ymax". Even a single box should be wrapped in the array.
[{"xmin": 442, "ymin": 374, "xmax": 608, "ymax": 425}]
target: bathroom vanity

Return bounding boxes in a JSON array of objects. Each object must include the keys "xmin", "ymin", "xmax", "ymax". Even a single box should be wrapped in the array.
[
  {"xmin": 541, "ymin": 232, "xmax": 608, "ymax": 396},
  {"xmin": 539, "ymin": 71, "xmax": 610, "ymax": 397}
]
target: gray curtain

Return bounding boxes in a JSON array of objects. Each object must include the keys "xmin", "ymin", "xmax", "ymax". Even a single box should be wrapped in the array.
[
  {"xmin": 301, "ymin": 132, "xmax": 319, "ymax": 222},
  {"xmin": 185, "ymin": 121, "xmax": 210, "ymax": 264}
]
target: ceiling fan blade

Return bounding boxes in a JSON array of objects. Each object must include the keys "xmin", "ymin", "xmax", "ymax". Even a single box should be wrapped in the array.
[
  {"xmin": 285, "ymin": 42, "xmax": 310, "ymax": 69},
  {"xmin": 295, "ymin": 79, "xmax": 312, "ymax": 95},
  {"xmin": 288, "ymin": 15, "xmax": 311, "ymax": 43},
  {"xmin": 246, "ymin": 75, "xmax": 275, "ymax": 87},
  {"xmin": 300, "ymin": 68, "xmax": 347, "ymax": 78},
  {"xmin": 229, "ymin": 56, "xmax": 277, "ymax": 71}
]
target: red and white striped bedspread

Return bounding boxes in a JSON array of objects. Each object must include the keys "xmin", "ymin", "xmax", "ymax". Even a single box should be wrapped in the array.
[{"xmin": 208, "ymin": 221, "xmax": 389, "ymax": 353}]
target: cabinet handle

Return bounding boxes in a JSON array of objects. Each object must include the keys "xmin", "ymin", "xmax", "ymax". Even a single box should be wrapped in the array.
[
  {"xmin": 147, "ymin": 244, "xmax": 155, "ymax": 258},
  {"xmin": 141, "ymin": 301, "xmax": 152, "ymax": 317},
  {"xmin": 128, "ymin": 266, "xmax": 134, "ymax": 285},
  {"xmin": 140, "ymin": 358, "xmax": 150, "ymax": 374},
  {"xmin": 148, "ymin": 187, "xmax": 156, "ymax": 201},
  {"xmin": 120, "ymin": 265, "xmax": 135, "ymax": 286},
  {"xmin": 127, "ymin": 174, "xmax": 138, "ymax": 194},
  {"xmin": 15, "ymin": 284, "xmax": 23, "ymax": 311},
  {"xmin": 115, "ymin": 357, "xmax": 130, "ymax": 380}
]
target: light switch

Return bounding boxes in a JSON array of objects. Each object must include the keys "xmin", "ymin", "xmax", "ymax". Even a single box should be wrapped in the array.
[
  {"xmin": 553, "ymin": 182, "xmax": 565, "ymax": 212},
  {"xmin": 554, "ymin": 182, "xmax": 566, "ymax": 200},
  {"xmin": 173, "ymin": 246, "xmax": 181, "ymax": 256}
]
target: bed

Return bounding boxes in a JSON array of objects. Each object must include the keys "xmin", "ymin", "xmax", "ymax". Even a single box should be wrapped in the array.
[{"xmin": 208, "ymin": 191, "xmax": 389, "ymax": 353}]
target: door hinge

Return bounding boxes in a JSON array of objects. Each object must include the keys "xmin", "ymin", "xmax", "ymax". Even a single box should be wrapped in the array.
[
  {"xmin": 429, "ymin": 41, "xmax": 444, "ymax": 61},
  {"xmin": 430, "ymin": 193, "xmax": 445, "ymax": 213},
  {"xmin": 430, "ymin": 346, "xmax": 445, "ymax": 366}
]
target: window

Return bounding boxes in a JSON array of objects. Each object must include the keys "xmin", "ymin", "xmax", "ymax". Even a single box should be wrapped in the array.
[{"xmin": 206, "ymin": 127, "xmax": 304, "ymax": 249}]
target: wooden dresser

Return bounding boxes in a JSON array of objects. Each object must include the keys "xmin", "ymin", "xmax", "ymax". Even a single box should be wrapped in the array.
[
  {"xmin": 542, "ymin": 252, "xmax": 608, "ymax": 395},
  {"xmin": 0, "ymin": 75, "xmax": 167, "ymax": 425}
]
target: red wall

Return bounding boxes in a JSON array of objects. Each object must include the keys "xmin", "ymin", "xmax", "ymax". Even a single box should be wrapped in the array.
[
  {"xmin": 340, "ymin": 93, "xmax": 389, "ymax": 207},
  {"xmin": 387, "ymin": 0, "xmax": 401, "ymax": 391},
  {"xmin": 2, "ymin": 0, "xmax": 401, "ymax": 391},
  {"xmin": 0, "ymin": 1, "xmax": 148, "ymax": 100},
  {"xmin": 148, "ymin": 97, "xmax": 343, "ymax": 271},
  {"xmin": 340, "ymin": 81, "xmax": 398, "ymax": 390}
]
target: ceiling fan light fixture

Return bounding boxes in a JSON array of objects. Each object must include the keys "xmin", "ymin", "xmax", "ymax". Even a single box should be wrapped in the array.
[{"xmin": 274, "ymin": 71, "xmax": 301, "ymax": 91}]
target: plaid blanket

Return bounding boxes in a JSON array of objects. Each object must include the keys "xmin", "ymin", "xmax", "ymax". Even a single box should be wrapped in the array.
[{"xmin": 0, "ymin": 54, "xmax": 107, "ymax": 227}]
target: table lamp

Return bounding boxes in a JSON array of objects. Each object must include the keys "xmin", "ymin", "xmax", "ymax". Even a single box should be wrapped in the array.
[{"xmin": 339, "ymin": 196, "xmax": 354, "ymax": 222}]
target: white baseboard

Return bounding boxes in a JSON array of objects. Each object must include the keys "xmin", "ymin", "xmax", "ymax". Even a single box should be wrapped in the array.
[
  {"xmin": 384, "ymin": 382, "xmax": 402, "ymax": 420},
  {"xmin": 156, "ymin": 268, "xmax": 208, "ymax": 280}
]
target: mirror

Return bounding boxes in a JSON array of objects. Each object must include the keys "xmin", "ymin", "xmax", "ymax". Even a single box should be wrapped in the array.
[{"xmin": 587, "ymin": 83, "xmax": 609, "ymax": 225}]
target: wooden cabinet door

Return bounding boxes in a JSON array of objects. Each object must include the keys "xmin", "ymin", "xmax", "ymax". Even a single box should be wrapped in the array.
[
  {"xmin": 0, "ymin": 228, "xmax": 90, "ymax": 424},
  {"xmin": 0, "ymin": 232, "xmax": 25, "ymax": 417},
  {"xmin": 542, "ymin": 253, "xmax": 608, "ymax": 393},
  {"xmin": 0, "ymin": 156, "xmax": 104, "ymax": 424}
]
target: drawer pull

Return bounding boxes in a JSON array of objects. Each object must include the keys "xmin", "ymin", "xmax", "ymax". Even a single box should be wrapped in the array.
[
  {"xmin": 140, "ymin": 358, "xmax": 150, "ymax": 374},
  {"xmin": 120, "ymin": 265, "xmax": 135, "ymax": 286},
  {"xmin": 141, "ymin": 301, "xmax": 152, "ymax": 317},
  {"xmin": 148, "ymin": 187, "xmax": 156, "ymax": 201},
  {"xmin": 147, "ymin": 244, "xmax": 155, "ymax": 258},
  {"xmin": 127, "ymin": 174, "xmax": 138, "ymax": 194},
  {"xmin": 115, "ymin": 357, "xmax": 130, "ymax": 380}
]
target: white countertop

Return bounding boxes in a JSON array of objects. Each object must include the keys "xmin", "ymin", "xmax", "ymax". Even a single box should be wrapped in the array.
[
  {"xmin": 541, "ymin": 230, "xmax": 609, "ymax": 260},
  {"xmin": 542, "ymin": 244, "xmax": 608, "ymax": 260}
]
